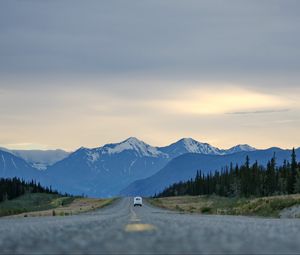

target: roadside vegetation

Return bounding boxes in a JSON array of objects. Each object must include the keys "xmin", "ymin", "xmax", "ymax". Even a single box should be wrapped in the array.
[
  {"xmin": 0, "ymin": 177, "xmax": 116, "ymax": 217},
  {"xmin": 0, "ymin": 193, "xmax": 115, "ymax": 217},
  {"xmin": 0, "ymin": 193, "xmax": 73, "ymax": 217},
  {"xmin": 0, "ymin": 177, "xmax": 72, "ymax": 217},
  {"xmin": 0, "ymin": 177, "xmax": 61, "ymax": 202},
  {"xmin": 148, "ymin": 194, "xmax": 300, "ymax": 218}
]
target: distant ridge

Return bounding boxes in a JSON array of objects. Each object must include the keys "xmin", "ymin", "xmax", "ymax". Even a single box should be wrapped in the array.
[
  {"xmin": 0, "ymin": 148, "xmax": 70, "ymax": 170},
  {"xmin": 3, "ymin": 137, "xmax": 298, "ymax": 197},
  {"xmin": 121, "ymin": 147, "xmax": 300, "ymax": 197}
]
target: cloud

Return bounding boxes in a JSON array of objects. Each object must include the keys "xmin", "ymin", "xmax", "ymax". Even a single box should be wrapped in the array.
[
  {"xmin": 0, "ymin": 0, "xmax": 299, "ymax": 82},
  {"xmin": 157, "ymin": 87, "xmax": 292, "ymax": 115},
  {"xmin": 228, "ymin": 109, "xmax": 290, "ymax": 115}
]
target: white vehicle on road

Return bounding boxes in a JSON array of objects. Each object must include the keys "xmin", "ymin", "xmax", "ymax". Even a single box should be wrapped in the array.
[{"xmin": 133, "ymin": 196, "xmax": 143, "ymax": 207}]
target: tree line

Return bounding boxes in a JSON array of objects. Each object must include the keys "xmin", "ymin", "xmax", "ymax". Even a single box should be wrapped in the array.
[
  {"xmin": 156, "ymin": 149, "xmax": 300, "ymax": 198},
  {"xmin": 0, "ymin": 177, "xmax": 59, "ymax": 202}
]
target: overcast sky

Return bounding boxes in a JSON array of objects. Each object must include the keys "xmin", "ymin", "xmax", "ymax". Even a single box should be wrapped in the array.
[{"xmin": 0, "ymin": 0, "xmax": 300, "ymax": 151}]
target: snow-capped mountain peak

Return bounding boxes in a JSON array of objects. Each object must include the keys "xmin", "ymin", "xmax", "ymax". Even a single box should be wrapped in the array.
[
  {"xmin": 178, "ymin": 138, "xmax": 221, "ymax": 154},
  {"xmin": 226, "ymin": 144, "xmax": 256, "ymax": 154},
  {"xmin": 181, "ymin": 138, "xmax": 218, "ymax": 154},
  {"xmin": 102, "ymin": 137, "xmax": 165, "ymax": 157},
  {"xmin": 159, "ymin": 138, "xmax": 222, "ymax": 158}
]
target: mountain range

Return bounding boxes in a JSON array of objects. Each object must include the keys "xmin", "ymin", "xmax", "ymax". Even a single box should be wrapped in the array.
[
  {"xmin": 0, "ymin": 148, "xmax": 70, "ymax": 170},
  {"xmin": 0, "ymin": 137, "xmax": 298, "ymax": 197},
  {"xmin": 0, "ymin": 150, "xmax": 43, "ymax": 180}
]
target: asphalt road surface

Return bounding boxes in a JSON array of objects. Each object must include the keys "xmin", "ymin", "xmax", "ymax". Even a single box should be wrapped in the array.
[{"xmin": 1, "ymin": 197, "xmax": 300, "ymax": 254}]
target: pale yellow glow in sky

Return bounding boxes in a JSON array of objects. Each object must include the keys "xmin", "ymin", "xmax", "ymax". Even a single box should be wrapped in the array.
[
  {"xmin": 0, "ymin": 80, "xmax": 299, "ymax": 151},
  {"xmin": 161, "ymin": 87, "xmax": 290, "ymax": 115}
]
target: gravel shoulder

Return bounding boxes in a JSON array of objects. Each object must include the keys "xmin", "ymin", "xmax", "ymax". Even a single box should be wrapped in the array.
[{"xmin": 280, "ymin": 204, "xmax": 300, "ymax": 218}]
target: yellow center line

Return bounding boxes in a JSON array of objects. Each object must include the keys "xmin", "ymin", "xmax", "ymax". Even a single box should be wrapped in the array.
[
  {"xmin": 125, "ymin": 203, "xmax": 157, "ymax": 232},
  {"xmin": 125, "ymin": 223, "xmax": 157, "ymax": 232}
]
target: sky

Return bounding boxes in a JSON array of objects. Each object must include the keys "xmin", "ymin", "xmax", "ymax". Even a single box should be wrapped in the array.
[{"xmin": 0, "ymin": 0, "xmax": 300, "ymax": 151}]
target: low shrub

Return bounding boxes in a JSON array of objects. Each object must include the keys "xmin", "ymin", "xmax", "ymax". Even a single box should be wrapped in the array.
[{"xmin": 201, "ymin": 207, "xmax": 212, "ymax": 214}]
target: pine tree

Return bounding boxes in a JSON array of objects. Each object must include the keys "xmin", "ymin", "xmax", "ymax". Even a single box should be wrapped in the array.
[
  {"xmin": 294, "ymin": 169, "xmax": 300, "ymax": 193},
  {"xmin": 265, "ymin": 154, "xmax": 276, "ymax": 195},
  {"xmin": 288, "ymin": 148, "xmax": 297, "ymax": 194}
]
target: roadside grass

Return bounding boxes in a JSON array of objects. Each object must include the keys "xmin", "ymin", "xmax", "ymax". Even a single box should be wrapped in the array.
[
  {"xmin": 233, "ymin": 195, "xmax": 300, "ymax": 217},
  {"xmin": 148, "ymin": 194, "xmax": 300, "ymax": 218},
  {"xmin": 42, "ymin": 197, "xmax": 116, "ymax": 217},
  {"xmin": 0, "ymin": 193, "xmax": 116, "ymax": 217}
]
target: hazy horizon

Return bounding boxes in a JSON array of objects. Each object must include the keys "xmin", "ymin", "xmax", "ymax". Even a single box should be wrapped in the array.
[
  {"xmin": 1, "ymin": 136, "xmax": 298, "ymax": 152},
  {"xmin": 1, "ymin": 0, "xmax": 299, "ymax": 150}
]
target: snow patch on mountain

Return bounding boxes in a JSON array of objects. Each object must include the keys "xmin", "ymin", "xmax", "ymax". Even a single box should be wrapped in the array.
[
  {"xmin": 1, "ymin": 153, "xmax": 6, "ymax": 169},
  {"xmin": 128, "ymin": 159, "xmax": 137, "ymax": 174},
  {"xmin": 87, "ymin": 151, "xmax": 100, "ymax": 163},
  {"xmin": 11, "ymin": 158, "xmax": 18, "ymax": 169},
  {"xmin": 31, "ymin": 163, "xmax": 47, "ymax": 170}
]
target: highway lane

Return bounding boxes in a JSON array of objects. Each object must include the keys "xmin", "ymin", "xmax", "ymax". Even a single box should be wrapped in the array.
[{"xmin": 1, "ymin": 197, "xmax": 300, "ymax": 254}]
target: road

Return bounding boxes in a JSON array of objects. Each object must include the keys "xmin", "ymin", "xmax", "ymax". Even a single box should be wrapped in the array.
[{"xmin": 1, "ymin": 197, "xmax": 300, "ymax": 254}]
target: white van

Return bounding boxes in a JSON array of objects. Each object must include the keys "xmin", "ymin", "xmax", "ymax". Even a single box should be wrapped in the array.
[{"xmin": 133, "ymin": 196, "xmax": 143, "ymax": 207}]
